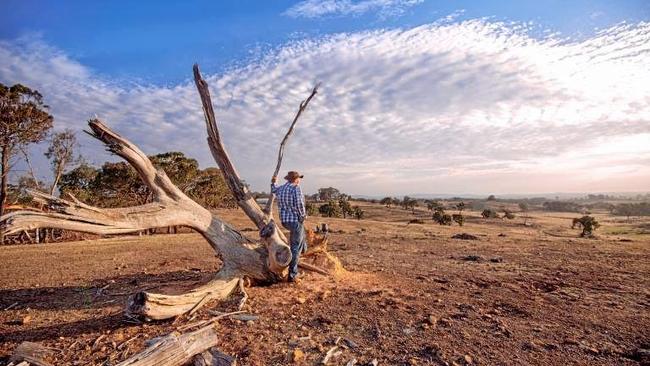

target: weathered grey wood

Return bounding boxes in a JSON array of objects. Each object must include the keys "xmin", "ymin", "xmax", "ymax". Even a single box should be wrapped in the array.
[
  {"xmin": 193, "ymin": 64, "xmax": 293, "ymax": 275},
  {"xmin": 9, "ymin": 342, "xmax": 54, "ymax": 366},
  {"xmin": 1, "ymin": 118, "xmax": 280, "ymax": 319},
  {"xmin": 116, "ymin": 325, "xmax": 218, "ymax": 366}
]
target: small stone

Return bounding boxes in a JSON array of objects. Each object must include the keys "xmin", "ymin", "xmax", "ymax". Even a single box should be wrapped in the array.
[
  {"xmin": 21, "ymin": 315, "xmax": 32, "ymax": 324},
  {"xmin": 464, "ymin": 355, "xmax": 473, "ymax": 364},
  {"xmin": 318, "ymin": 291, "xmax": 331, "ymax": 301},
  {"xmin": 409, "ymin": 357, "xmax": 418, "ymax": 365},
  {"xmin": 427, "ymin": 315, "xmax": 438, "ymax": 326},
  {"xmin": 524, "ymin": 341, "xmax": 542, "ymax": 351},
  {"xmin": 295, "ymin": 297, "xmax": 307, "ymax": 304},
  {"xmin": 291, "ymin": 348, "xmax": 305, "ymax": 362}
]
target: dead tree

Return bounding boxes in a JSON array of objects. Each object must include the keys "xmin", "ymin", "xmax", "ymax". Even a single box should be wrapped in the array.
[{"xmin": 0, "ymin": 65, "xmax": 320, "ymax": 320}]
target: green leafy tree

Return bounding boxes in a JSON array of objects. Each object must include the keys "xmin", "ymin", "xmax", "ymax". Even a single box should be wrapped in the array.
[
  {"xmin": 432, "ymin": 206, "xmax": 452, "ymax": 225},
  {"xmin": 45, "ymin": 129, "xmax": 80, "ymax": 195},
  {"xmin": 0, "ymin": 83, "xmax": 53, "ymax": 243},
  {"xmin": 482, "ymin": 209, "xmax": 499, "ymax": 218},
  {"xmin": 319, "ymin": 200, "xmax": 341, "ymax": 217},
  {"xmin": 305, "ymin": 202, "xmax": 316, "ymax": 216},
  {"xmin": 353, "ymin": 205, "xmax": 364, "ymax": 220},
  {"xmin": 150, "ymin": 151, "xmax": 199, "ymax": 189},
  {"xmin": 318, "ymin": 187, "xmax": 342, "ymax": 201},
  {"xmin": 572, "ymin": 215, "xmax": 600, "ymax": 237},
  {"xmin": 92, "ymin": 161, "xmax": 150, "ymax": 207},
  {"xmin": 59, "ymin": 163, "xmax": 99, "ymax": 204},
  {"xmin": 380, "ymin": 197, "xmax": 393, "ymax": 207},
  {"xmin": 338, "ymin": 197, "xmax": 353, "ymax": 218},
  {"xmin": 427, "ymin": 200, "xmax": 442, "ymax": 211},
  {"xmin": 452, "ymin": 213, "xmax": 465, "ymax": 226},
  {"xmin": 186, "ymin": 167, "xmax": 236, "ymax": 209}
]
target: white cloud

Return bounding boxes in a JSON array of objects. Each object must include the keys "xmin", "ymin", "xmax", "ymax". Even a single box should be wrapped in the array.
[
  {"xmin": 283, "ymin": 0, "xmax": 424, "ymax": 19},
  {"xmin": 1, "ymin": 20, "xmax": 649, "ymax": 196}
]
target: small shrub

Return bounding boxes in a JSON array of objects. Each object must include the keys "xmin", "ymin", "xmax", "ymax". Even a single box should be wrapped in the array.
[
  {"xmin": 572, "ymin": 215, "xmax": 600, "ymax": 237},
  {"xmin": 305, "ymin": 202, "xmax": 316, "ymax": 216},
  {"xmin": 503, "ymin": 210, "xmax": 515, "ymax": 220},
  {"xmin": 482, "ymin": 209, "xmax": 499, "ymax": 218},
  {"xmin": 319, "ymin": 200, "xmax": 341, "ymax": 217},
  {"xmin": 452, "ymin": 213, "xmax": 465, "ymax": 226},
  {"xmin": 353, "ymin": 206, "xmax": 364, "ymax": 220}
]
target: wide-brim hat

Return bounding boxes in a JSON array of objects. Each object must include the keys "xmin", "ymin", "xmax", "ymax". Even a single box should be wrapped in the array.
[{"xmin": 284, "ymin": 171, "xmax": 304, "ymax": 181}]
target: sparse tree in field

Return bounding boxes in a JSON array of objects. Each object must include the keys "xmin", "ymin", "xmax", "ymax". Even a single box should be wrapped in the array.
[
  {"xmin": 432, "ymin": 206, "xmax": 452, "ymax": 225},
  {"xmin": 401, "ymin": 195, "xmax": 411, "ymax": 210},
  {"xmin": 401, "ymin": 196, "xmax": 418, "ymax": 213},
  {"xmin": 319, "ymin": 200, "xmax": 341, "ymax": 217},
  {"xmin": 487, "ymin": 194, "xmax": 496, "ymax": 201},
  {"xmin": 0, "ymin": 83, "xmax": 53, "ymax": 244},
  {"xmin": 305, "ymin": 202, "xmax": 316, "ymax": 216},
  {"xmin": 380, "ymin": 197, "xmax": 393, "ymax": 207},
  {"xmin": 612, "ymin": 202, "xmax": 650, "ymax": 221},
  {"xmin": 45, "ymin": 129, "xmax": 80, "ymax": 195},
  {"xmin": 456, "ymin": 201, "xmax": 465, "ymax": 214},
  {"xmin": 518, "ymin": 202, "xmax": 529, "ymax": 225},
  {"xmin": 572, "ymin": 215, "xmax": 600, "ymax": 237},
  {"xmin": 503, "ymin": 210, "xmax": 515, "ymax": 220},
  {"xmin": 427, "ymin": 200, "xmax": 442, "ymax": 211},
  {"xmin": 353, "ymin": 205, "xmax": 364, "ymax": 220},
  {"xmin": 318, "ymin": 187, "xmax": 342, "ymax": 201},
  {"xmin": 452, "ymin": 213, "xmax": 465, "ymax": 226},
  {"xmin": 482, "ymin": 209, "xmax": 499, "ymax": 218},
  {"xmin": 338, "ymin": 196, "xmax": 353, "ymax": 218}
]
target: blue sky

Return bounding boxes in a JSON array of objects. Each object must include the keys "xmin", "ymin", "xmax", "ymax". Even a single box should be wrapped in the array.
[
  {"xmin": 1, "ymin": 1, "xmax": 649, "ymax": 195},
  {"xmin": 2, "ymin": 0, "xmax": 647, "ymax": 83}
]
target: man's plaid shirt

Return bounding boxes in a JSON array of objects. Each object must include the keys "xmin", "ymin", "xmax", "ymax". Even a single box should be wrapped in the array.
[{"xmin": 271, "ymin": 182, "xmax": 306, "ymax": 223}]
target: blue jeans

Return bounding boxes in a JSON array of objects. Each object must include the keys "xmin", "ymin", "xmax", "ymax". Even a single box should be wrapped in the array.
[{"xmin": 282, "ymin": 221, "xmax": 307, "ymax": 280}]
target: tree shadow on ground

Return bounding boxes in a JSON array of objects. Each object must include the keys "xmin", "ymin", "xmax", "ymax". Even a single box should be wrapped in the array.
[{"xmin": 0, "ymin": 269, "xmax": 217, "ymax": 312}]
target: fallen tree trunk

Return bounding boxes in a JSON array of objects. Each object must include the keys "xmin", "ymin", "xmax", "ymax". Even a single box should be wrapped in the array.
[{"xmin": 0, "ymin": 64, "xmax": 328, "ymax": 320}]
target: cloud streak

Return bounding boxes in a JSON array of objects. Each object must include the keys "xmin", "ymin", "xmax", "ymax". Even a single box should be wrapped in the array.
[
  {"xmin": 1, "ymin": 20, "xmax": 649, "ymax": 195},
  {"xmin": 283, "ymin": 0, "xmax": 423, "ymax": 19}
]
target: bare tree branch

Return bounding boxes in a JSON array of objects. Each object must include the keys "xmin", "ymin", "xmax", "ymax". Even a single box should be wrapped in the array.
[{"xmin": 264, "ymin": 83, "xmax": 320, "ymax": 215}]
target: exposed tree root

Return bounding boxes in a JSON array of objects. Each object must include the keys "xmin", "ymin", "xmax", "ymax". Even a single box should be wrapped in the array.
[{"xmin": 127, "ymin": 269, "xmax": 242, "ymax": 320}]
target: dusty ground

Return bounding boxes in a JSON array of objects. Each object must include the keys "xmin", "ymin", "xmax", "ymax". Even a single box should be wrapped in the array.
[{"xmin": 1, "ymin": 203, "xmax": 649, "ymax": 365}]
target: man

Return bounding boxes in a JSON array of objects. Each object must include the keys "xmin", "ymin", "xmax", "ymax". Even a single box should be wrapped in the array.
[{"xmin": 271, "ymin": 171, "xmax": 307, "ymax": 283}]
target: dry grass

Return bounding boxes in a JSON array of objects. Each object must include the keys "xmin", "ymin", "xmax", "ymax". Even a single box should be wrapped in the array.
[{"xmin": 0, "ymin": 202, "xmax": 648, "ymax": 365}]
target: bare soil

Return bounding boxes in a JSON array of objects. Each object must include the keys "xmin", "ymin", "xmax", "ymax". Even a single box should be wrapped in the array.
[{"xmin": 1, "ymin": 203, "xmax": 649, "ymax": 365}]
